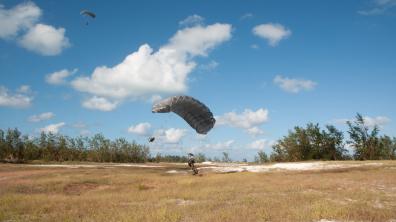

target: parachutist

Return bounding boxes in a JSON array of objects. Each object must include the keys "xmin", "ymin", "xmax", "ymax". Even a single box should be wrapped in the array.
[
  {"xmin": 148, "ymin": 137, "xmax": 155, "ymax": 143},
  {"xmin": 80, "ymin": 10, "xmax": 96, "ymax": 26},
  {"xmin": 188, "ymin": 153, "xmax": 199, "ymax": 175}
]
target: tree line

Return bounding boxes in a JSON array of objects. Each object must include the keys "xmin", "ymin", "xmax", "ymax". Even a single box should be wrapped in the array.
[
  {"xmin": 0, "ymin": 130, "xmax": 150, "ymax": 163},
  {"xmin": 266, "ymin": 113, "xmax": 396, "ymax": 162},
  {"xmin": 1, "ymin": 113, "xmax": 395, "ymax": 164}
]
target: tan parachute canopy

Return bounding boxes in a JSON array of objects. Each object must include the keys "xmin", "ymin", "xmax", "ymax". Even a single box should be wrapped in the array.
[{"xmin": 152, "ymin": 96, "xmax": 216, "ymax": 134}]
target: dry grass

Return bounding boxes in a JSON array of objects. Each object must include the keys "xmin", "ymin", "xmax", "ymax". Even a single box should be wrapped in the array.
[{"xmin": 1, "ymin": 161, "xmax": 396, "ymax": 222}]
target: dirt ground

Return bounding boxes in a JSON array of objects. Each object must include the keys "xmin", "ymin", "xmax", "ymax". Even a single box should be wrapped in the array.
[{"xmin": 1, "ymin": 161, "xmax": 396, "ymax": 222}]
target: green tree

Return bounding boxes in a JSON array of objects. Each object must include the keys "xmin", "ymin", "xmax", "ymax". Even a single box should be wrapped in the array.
[
  {"xmin": 222, "ymin": 152, "xmax": 231, "ymax": 162},
  {"xmin": 257, "ymin": 150, "xmax": 269, "ymax": 163},
  {"xmin": 347, "ymin": 113, "xmax": 380, "ymax": 160}
]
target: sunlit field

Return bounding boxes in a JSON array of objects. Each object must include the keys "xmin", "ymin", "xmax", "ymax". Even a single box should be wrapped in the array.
[{"xmin": 1, "ymin": 161, "xmax": 396, "ymax": 222}]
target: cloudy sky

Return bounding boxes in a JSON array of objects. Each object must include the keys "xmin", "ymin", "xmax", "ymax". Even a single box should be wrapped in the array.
[{"xmin": 1, "ymin": 0, "xmax": 395, "ymax": 160}]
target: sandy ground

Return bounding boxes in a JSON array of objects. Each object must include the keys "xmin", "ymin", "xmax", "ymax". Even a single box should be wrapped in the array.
[
  {"xmin": 19, "ymin": 161, "xmax": 385, "ymax": 174},
  {"xmin": 198, "ymin": 162, "xmax": 384, "ymax": 173}
]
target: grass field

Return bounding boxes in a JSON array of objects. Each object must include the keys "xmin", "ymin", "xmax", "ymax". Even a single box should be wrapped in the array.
[{"xmin": 1, "ymin": 161, "xmax": 396, "ymax": 222}]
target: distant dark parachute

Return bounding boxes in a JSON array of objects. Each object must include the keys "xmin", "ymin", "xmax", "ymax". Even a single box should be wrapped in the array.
[
  {"xmin": 80, "ymin": 10, "xmax": 96, "ymax": 18},
  {"xmin": 80, "ymin": 10, "xmax": 96, "ymax": 25},
  {"xmin": 152, "ymin": 96, "xmax": 216, "ymax": 135},
  {"xmin": 148, "ymin": 137, "xmax": 155, "ymax": 143}
]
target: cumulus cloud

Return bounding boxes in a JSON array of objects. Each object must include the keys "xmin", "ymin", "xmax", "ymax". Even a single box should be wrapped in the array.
[
  {"xmin": 363, "ymin": 116, "xmax": 391, "ymax": 128},
  {"xmin": 253, "ymin": 23, "xmax": 291, "ymax": 46},
  {"xmin": 71, "ymin": 23, "xmax": 232, "ymax": 110},
  {"xmin": 199, "ymin": 60, "xmax": 218, "ymax": 71},
  {"xmin": 179, "ymin": 14, "xmax": 204, "ymax": 27},
  {"xmin": 18, "ymin": 23, "xmax": 70, "ymax": 56},
  {"xmin": 155, "ymin": 128, "xmax": 187, "ymax": 144},
  {"xmin": 358, "ymin": 0, "xmax": 396, "ymax": 15},
  {"xmin": 128, "ymin": 122, "xmax": 152, "ymax": 136},
  {"xmin": 46, "ymin": 68, "xmax": 77, "ymax": 85},
  {"xmin": 334, "ymin": 116, "xmax": 391, "ymax": 129},
  {"xmin": 0, "ymin": 2, "xmax": 41, "ymax": 39},
  {"xmin": 17, "ymin": 85, "xmax": 31, "ymax": 94},
  {"xmin": 149, "ymin": 95, "xmax": 162, "ymax": 103},
  {"xmin": 246, "ymin": 127, "xmax": 265, "ymax": 137},
  {"xmin": 0, "ymin": 2, "xmax": 69, "ymax": 55},
  {"xmin": 249, "ymin": 139, "xmax": 275, "ymax": 150},
  {"xmin": 216, "ymin": 108, "xmax": 269, "ymax": 135},
  {"xmin": 82, "ymin": 96, "xmax": 119, "ymax": 111},
  {"xmin": 0, "ymin": 85, "xmax": 33, "ymax": 108},
  {"xmin": 71, "ymin": 122, "xmax": 91, "ymax": 135},
  {"xmin": 208, "ymin": 140, "xmax": 235, "ymax": 150},
  {"xmin": 196, "ymin": 140, "xmax": 235, "ymax": 151},
  {"xmin": 28, "ymin": 112, "xmax": 55, "ymax": 122},
  {"xmin": 273, "ymin": 75, "xmax": 317, "ymax": 93},
  {"xmin": 40, "ymin": 122, "xmax": 65, "ymax": 134}
]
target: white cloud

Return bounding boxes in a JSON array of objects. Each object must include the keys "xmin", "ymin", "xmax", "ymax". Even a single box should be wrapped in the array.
[
  {"xmin": 0, "ymin": 2, "xmax": 41, "ymax": 39},
  {"xmin": 46, "ymin": 68, "xmax": 77, "ymax": 85},
  {"xmin": 334, "ymin": 116, "xmax": 391, "ymax": 128},
  {"xmin": 18, "ymin": 23, "xmax": 70, "ymax": 56},
  {"xmin": 79, "ymin": 129, "xmax": 91, "ymax": 136},
  {"xmin": 0, "ymin": 2, "xmax": 69, "ymax": 56},
  {"xmin": 128, "ymin": 122, "xmax": 152, "ymax": 136},
  {"xmin": 211, "ymin": 140, "xmax": 235, "ymax": 149},
  {"xmin": 249, "ymin": 139, "xmax": 274, "ymax": 150},
  {"xmin": 149, "ymin": 95, "xmax": 162, "ymax": 103},
  {"xmin": 0, "ymin": 85, "xmax": 33, "ymax": 108},
  {"xmin": 199, "ymin": 140, "xmax": 235, "ymax": 151},
  {"xmin": 28, "ymin": 112, "xmax": 55, "ymax": 122},
  {"xmin": 196, "ymin": 134, "xmax": 207, "ymax": 140},
  {"xmin": 17, "ymin": 85, "xmax": 31, "ymax": 93},
  {"xmin": 247, "ymin": 127, "xmax": 265, "ymax": 137},
  {"xmin": 273, "ymin": 75, "xmax": 317, "ymax": 93},
  {"xmin": 253, "ymin": 23, "xmax": 291, "ymax": 46},
  {"xmin": 71, "ymin": 122, "xmax": 91, "ymax": 135},
  {"xmin": 240, "ymin": 13, "xmax": 253, "ymax": 20},
  {"xmin": 155, "ymin": 128, "xmax": 187, "ymax": 144},
  {"xmin": 82, "ymin": 96, "xmax": 118, "ymax": 111},
  {"xmin": 358, "ymin": 0, "xmax": 396, "ymax": 15},
  {"xmin": 199, "ymin": 60, "xmax": 218, "ymax": 71},
  {"xmin": 179, "ymin": 14, "xmax": 204, "ymax": 27},
  {"xmin": 40, "ymin": 122, "xmax": 65, "ymax": 134},
  {"xmin": 216, "ymin": 108, "xmax": 269, "ymax": 130},
  {"xmin": 364, "ymin": 116, "xmax": 391, "ymax": 128},
  {"xmin": 71, "ymin": 23, "xmax": 232, "ymax": 110}
]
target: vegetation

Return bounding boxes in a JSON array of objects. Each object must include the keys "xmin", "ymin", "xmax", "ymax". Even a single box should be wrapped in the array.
[
  {"xmin": 1, "ymin": 113, "xmax": 395, "ymax": 164},
  {"xmin": 269, "ymin": 113, "xmax": 396, "ymax": 162},
  {"xmin": 270, "ymin": 123, "xmax": 349, "ymax": 162},
  {"xmin": 347, "ymin": 113, "xmax": 396, "ymax": 160},
  {"xmin": 1, "ymin": 162, "xmax": 396, "ymax": 221},
  {"xmin": 0, "ymin": 130, "xmax": 149, "ymax": 163}
]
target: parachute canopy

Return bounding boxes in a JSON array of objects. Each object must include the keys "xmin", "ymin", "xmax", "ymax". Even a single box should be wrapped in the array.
[
  {"xmin": 152, "ymin": 96, "xmax": 216, "ymax": 135},
  {"xmin": 80, "ymin": 10, "xmax": 96, "ymax": 18},
  {"xmin": 148, "ymin": 137, "xmax": 155, "ymax": 143}
]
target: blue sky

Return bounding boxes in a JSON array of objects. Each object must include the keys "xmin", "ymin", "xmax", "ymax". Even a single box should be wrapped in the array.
[{"xmin": 1, "ymin": 0, "xmax": 395, "ymax": 160}]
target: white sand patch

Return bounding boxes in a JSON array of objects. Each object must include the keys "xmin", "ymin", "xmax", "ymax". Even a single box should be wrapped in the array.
[
  {"xmin": 199, "ymin": 162, "xmax": 384, "ymax": 173},
  {"xmin": 166, "ymin": 170, "xmax": 188, "ymax": 174},
  {"xmin": 201, "ymin": 161, "xmax": 216, "ymax": 165},
  {"xmin": 28, "ymin": 164, "xmax": 164, "ymax": 168}
]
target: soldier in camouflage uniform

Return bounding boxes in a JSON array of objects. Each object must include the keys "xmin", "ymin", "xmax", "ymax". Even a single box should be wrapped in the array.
[{"xmin": 188, "ymin": 153, "xmax": 199, "ymax": 175}]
